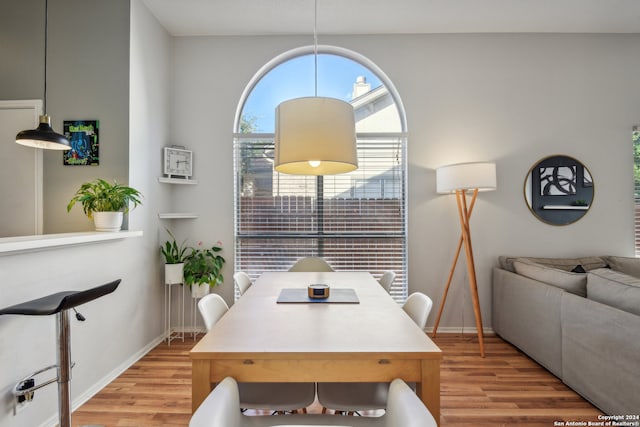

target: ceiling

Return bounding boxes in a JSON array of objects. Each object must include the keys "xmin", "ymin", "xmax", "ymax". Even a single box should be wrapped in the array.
[{"xmin": 142, "ymin": 0, "xmax": 640, "ymax": 37}]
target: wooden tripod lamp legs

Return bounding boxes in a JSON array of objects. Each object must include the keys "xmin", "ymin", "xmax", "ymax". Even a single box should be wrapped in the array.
[{"xmin": 432, "ymin": 189, "xmax": 485, "ymax": 357}]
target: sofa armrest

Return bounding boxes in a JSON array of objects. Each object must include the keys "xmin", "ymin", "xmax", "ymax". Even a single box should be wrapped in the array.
[
  {"xmin": 492, "ymin": 267, "xmax": 563, "ymax": 377},
  {"xmin": 561, "ymin": 293, "xmax": 640, "ymax": 415}
]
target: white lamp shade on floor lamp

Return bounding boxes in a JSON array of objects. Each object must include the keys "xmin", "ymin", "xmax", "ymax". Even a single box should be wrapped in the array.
[
  {"xmin": 436, "ymin": 162, "xmax": 497, "ymax": 193},
  {"xmin": 274, "ymin": 96, "xmax": 357, "ymax": 175}
]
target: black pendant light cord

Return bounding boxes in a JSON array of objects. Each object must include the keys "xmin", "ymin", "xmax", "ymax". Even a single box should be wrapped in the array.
[
  {"xmin": 14, "ymin": 0, "xmax": 71, "ymax": 149},
  {"xmin": 43, "ymin": 0, "xmax": 49, "ymax": 114}
]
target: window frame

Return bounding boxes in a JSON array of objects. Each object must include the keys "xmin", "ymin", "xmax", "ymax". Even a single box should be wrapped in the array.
[{"xmin": 233, "ymin": 46, "xmax": 409, "ymax": 302}]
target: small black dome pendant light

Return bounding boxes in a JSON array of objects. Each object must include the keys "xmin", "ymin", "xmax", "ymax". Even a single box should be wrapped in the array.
[{"xmin": 16, "ymin": 0, "xmax": 71, "ymax": 150}]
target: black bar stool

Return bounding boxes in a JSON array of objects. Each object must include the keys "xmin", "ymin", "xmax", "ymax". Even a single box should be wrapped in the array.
[{"xmin": 0, "ymin": 279, "xmax": 121, "ymax": 427}]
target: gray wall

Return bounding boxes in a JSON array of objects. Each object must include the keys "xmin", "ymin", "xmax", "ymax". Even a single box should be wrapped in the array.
[
  {"xmin": 0, "ymin": 0, "xmax": 131, "ymax": 234},
  {"xmin": 171, "ymin": 33, "xmax": 640, "ymax": 330},
  {"xmin": 43, "ymin": 0, "xmax": 131, "ymax": 233}
]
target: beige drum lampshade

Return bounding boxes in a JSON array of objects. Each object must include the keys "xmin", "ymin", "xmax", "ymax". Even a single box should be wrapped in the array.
[{"xmin": 274, "ymin": 97, "xmax": 357, "ymax": 175}]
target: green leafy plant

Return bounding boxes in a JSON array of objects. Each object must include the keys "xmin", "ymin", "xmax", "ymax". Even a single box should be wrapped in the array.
[
  {"xmin": 67, "ymin": 178, "xmax": 143, "ymax": 218},
  {"xmin": 160, "ymin": 229, "xmax": 190, "ymax": 264},
  {"xmin": 183, "ymin": 242, "xmax": 226, "ymax": 288}
]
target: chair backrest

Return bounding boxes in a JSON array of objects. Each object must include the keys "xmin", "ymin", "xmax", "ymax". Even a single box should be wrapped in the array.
[
  {"xmin": 378, "ymin": 270, "xmax": 396, "ymax": 293},
  {"xmin": 288, "ymin": 256, "xmax": 334, "ymax": 272},
  {"xmin": 189, "ymin": 377, "xmax": 242, "ymax": 427},
  {"xmin": 197, "ymin": 294, "xmax": 229, "ymax": 331},
  {"xmin": 384, "ymin": 378, "xmax": 438, "ymax": 427},
  {"xmin": 402, "ymin": 292, "xmax": 433, "ymax": 330},
  {"xmin": 233, "ymin": 271, "xmax": 252, "ymax": 296}
]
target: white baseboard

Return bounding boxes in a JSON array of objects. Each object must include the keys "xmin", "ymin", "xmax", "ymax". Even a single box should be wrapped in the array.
[
  {"xmin": 39, "ymin": 333, "xmax": 166, "ymax": 427},
  {"xmin": 424, "ymin": 326, "xmax": 495, "ymax": 335}
]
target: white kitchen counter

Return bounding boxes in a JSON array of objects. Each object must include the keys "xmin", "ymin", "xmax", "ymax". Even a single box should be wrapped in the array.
[{"xmin": 0, "ymin": 230, "xmax": 143, "ymax": 256}]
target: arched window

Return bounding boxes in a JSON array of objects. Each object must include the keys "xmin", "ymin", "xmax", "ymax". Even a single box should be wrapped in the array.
[{"xmin": 233, "ymin": 46, "xmax": 408, "ymax": 302}]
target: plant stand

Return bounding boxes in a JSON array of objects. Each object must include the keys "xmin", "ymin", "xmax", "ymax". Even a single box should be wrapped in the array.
[
  {"xmin": 189, "ymin": 284, "xmax": 209, "ymax": 340},
  {"xmin": 190, "ymin": 297, "xmax": 200, "ymax": 340},
  {"xmin": 164, "ymin": 282, "xmax": 184, "ymax": 345}
]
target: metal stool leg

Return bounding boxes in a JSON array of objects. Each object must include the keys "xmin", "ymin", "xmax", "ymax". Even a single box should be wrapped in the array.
[{"xmin": 57, "ymin": 310, "xmax": 72, "ymax": 427}]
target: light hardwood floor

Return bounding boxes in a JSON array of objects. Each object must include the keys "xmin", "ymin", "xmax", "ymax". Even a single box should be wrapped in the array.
[{"xmin": 72, "ymin": 334, "xmax": 602, "ymax": 427}]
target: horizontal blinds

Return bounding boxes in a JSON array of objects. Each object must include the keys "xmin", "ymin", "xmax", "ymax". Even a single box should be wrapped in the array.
[
  {"xmin": 234, "ymin": 237, "xmax": 407, "ymax": 301},
  {"xmin": 234, "ymin": 134, "xmax": 408, "ymax": 302}
]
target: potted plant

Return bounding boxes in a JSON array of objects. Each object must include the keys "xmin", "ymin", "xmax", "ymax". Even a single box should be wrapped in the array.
[
  {"xmin": 66, "ymin": 178, "xmax": 143, "ymax": 232},
  {"xmin": 183, "ymin": 241, "xmax": 226, "ymax": 298},
  {"xmin": 160, "ymin": 229, "xmax": 190, "ymax": 285}
]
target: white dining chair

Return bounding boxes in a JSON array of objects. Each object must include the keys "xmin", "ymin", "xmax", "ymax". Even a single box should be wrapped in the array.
[
  {"xmin": 378, "ymin": 270, "xmax": 396, "ymax": 293},
  {"xmin": 190, "ymin": 377, "xmax": 437, "ymax": 427},
  {"xmin": 402, "ymin": 292, "xmax": 433, "ymax": 330},
  {"xmin": 233, "ymin": 271, "xmax": 253, "ymax": 296},
  {"xmin": 317, "ymin": 292, "xmax": 433, "ymax": 414},
  {"xmin": 288, "ymin": 256, "xmax": 334, "ymax": 272},
  {"xmin": 196, "ymin": 294, "xmax": 315, "ymax": 414},
  {"xmin": 190, "ymin": 377, "xmax": 242, "ymax": 427},
  {"xmin": 197, "ymin": 294, "xmax": 229, "ymax": 331}
]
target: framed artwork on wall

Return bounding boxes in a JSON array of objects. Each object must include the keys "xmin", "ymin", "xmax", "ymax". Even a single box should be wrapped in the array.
[
  {"xmin": 63, "ymin": 120, "xmax": 99, "ymax": 166},
  {"xmin": 539, "ymin": 165, "xmax": 577, "ymax": 196}
]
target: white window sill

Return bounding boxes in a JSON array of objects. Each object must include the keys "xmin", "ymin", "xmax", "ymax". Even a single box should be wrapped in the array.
[{"xmin": 0, "ymin": 230, "xmax": 143, "ymax": 256}]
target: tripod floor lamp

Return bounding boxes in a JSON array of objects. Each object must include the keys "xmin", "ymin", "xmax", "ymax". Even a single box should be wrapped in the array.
[{"xmin": 432, "ymin": 162, "xmax": 497, "ymax": 357}]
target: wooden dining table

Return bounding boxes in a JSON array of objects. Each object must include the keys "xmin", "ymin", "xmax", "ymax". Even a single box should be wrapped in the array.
[{"xmin": 190, "ymin": 271, "xmax": 442, "ymax": 425}]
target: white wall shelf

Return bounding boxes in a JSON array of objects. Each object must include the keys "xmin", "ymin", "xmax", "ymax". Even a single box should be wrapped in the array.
[
  {"xmin": 158, "ymin": 213, "xmax": 199, "ymax": 219},
  {"xmin": 542, "ymin": 205, "xmax": 589, "ymax": 210},
  {"xmin": 158, "ymin": 176, "xmax": 199, "ymax": 219},
  {"xmin": 158, "ymin": 177, "xmax": 198, "ymax": 185}
]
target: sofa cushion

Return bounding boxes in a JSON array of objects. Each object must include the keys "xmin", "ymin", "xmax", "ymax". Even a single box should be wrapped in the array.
[
  {"xmin": 602, "ymin": 255, "xmax": 640, "ymax": 279},
  {"xmin": 498, "ymin": 256, "xmax": 607, "ymax": 273},
  {"xmin": 513, "ymin": 260, "xmax": 587, "ymax": 297},
  {"xmin": 587, "ymin": 268, "xmax": 640, "ymax": 316}
]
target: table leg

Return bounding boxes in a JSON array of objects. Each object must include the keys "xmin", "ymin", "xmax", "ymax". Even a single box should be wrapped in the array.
[
  {"xmin": 191, "ymin": 360, "xmax": 211, "ymax": 412},
  {"xmin": 417, "ymin": 359, "xmax": 441, "ymax": 426}
]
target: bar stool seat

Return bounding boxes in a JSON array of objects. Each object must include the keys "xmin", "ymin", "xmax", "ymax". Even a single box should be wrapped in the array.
[
  {"xmin": 0, "ymin": 280, "xmax": 120, "ymax": 316},
  {"xmin": 0, "ymin": 279, "xmax": 121, "ymax": 427}
]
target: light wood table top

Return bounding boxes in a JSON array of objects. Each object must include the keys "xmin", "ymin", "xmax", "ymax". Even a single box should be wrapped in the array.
[{"xmin": 190, "ymin": 271, "xmax": 442, "ymax": 424}]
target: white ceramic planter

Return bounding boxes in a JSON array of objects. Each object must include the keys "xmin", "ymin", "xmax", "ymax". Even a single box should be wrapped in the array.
[
  {"xmin": 93, "ymin": 212, "xmax": 124, "ymax": 232},
  {"xmin": 164, "ymin": 263, "xmax": 184, "ymax": 285},
  {"xmin": 191, "ymin": 283, "xmax": 210, "ymax": 298}
]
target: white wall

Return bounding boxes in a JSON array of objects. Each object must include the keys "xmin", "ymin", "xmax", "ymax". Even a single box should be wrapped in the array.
[
  {"xmin": 0, "ymin": 238, "xmax": 157, "ymax": 427},
  {"xmin": 171, "ymin": 33, "xmax": 640, "ymax": 330},
  {"xmin": 128, "ymin": 0, "xmax": 174, "ymax": 348}
]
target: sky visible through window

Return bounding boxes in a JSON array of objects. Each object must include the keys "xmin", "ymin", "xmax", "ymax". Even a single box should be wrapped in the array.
[{"xmin": 241, "ymin": 53, "xmax": 382, "ymax": 133}]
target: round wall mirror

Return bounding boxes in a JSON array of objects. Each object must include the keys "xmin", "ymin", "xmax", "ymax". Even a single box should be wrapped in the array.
[{"xmin": 524, "ymin": 155, "xmax": 594, "ymax": 225}]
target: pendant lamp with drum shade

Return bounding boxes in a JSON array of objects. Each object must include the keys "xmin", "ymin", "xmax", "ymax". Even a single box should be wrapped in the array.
[
  {"xmin": 274, "ymin": 0, "xmax": 357, "ymax": 175},
  {"xmin": 15, "ymin": 0, "xmax": 71, "ymax": 151}
]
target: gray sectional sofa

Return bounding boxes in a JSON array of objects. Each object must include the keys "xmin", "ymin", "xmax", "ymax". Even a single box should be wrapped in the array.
[{"xmin": 492, "ymin": 255, "xmax": 640, "ymax": 415}]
